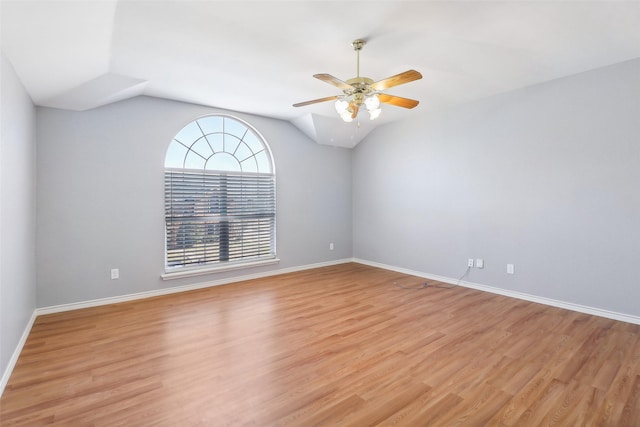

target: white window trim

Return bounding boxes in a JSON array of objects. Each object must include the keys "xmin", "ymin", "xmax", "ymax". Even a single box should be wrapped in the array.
[
  {"xmin": 161, "ymin": 257, "xmax": 280, "ymax": 280},
  {"xmin": 163, "ymin": 114, "xmax": 276, "ymax": 274}
]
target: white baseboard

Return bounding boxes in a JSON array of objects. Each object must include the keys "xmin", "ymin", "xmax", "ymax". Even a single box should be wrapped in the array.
[
  {"xmin": 0, "ymin": 310, "xmax": 37, "ymax": 398},
  {"xmin": 36, "ymin": 258, "xmax": 353, "ymax": 316},
  {"xmin": 38, "ymin": 256, "xmax": 640, "ymax": 324},
  {"xmin": 353, "ymin": 258, "xmax": 640, "ymax": 325}
]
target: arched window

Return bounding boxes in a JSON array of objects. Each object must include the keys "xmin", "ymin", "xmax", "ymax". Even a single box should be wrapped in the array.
[{"xmin": 164, "ymin": 115, "xmax": 276, "ymax": 273}]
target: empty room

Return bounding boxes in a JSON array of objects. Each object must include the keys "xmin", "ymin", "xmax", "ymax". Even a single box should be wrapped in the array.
[{"xmin": 1, "ymin": 1, "xmax": 639, "ymax": 425}]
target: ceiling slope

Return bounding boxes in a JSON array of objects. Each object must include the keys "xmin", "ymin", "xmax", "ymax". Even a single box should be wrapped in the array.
[{"xmin": 2, "ymin": 1, "xmax": 639, "ymax": 147}]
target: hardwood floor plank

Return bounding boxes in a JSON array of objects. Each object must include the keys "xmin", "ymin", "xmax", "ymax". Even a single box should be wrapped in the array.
[
  {"xmin": 436, "ymin": 384, "xmax": 513, "ymax": 427},
  {"xmin": 339, "ymin": 382, "xmax": 433, "ymax": 426},
  {"xmin": 536, "ymin": 380, "xmax": 594, "ymax": 426},
  {"xmin": 619, "ymin": 374, "xmax": 640, "ymax": 425},
  {"xmin": 274, "ymin": 393, "xmax": 367, "ymax": 427},
  {"xmin": 1, "ymin": 263, "xmax": 639, "ymax": 426},
  {"xmin": 515, "ymin": 378, "xmax": 568, "ymax": 425}
]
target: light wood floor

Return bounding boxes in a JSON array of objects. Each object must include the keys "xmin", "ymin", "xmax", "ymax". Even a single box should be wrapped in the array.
[{"xmin": 1, "ymin": 263, "xmax": 639, "ymax": 426}]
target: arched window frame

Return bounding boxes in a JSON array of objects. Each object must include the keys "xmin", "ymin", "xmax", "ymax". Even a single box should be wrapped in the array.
[{"xmin": 162, "ymin": 114, "xmax": 278, "ymax": 279}]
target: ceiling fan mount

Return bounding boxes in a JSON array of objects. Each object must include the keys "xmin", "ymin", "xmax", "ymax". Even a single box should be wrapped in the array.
[
  {"xmin": 294, "ymin": 39, "xmax": 422, "ymax": 122},
  {"xmin": 351, "ymin": 38, "xmax": 366, "ymax": 52}
]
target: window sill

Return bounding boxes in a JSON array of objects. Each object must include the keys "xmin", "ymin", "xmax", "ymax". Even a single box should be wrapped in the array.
[{"xmin": 161, "ymin": 258, "xmax": 280, "ymax": 281}]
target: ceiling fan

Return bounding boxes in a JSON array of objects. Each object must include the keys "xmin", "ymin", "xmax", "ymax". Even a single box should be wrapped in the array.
[{"xmin": 293, "ymin": 39, "xmax": 422, "ymax": 122}]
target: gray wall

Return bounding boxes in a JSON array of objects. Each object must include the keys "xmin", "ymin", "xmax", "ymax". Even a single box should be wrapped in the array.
[
  {"xmin": 353, "ymin": 58, "xmax": 640, "ymax": 317},
  {"xmin": 24, "ymin": 56, "xmax": 640, "ymax": 319},
  {"xmin": 0, "ymin": 53, "xmax": 37, "ymax": 382},
  {"xmin": 36, "ymin": 96, "xmax": 352, "ymax": 307}
]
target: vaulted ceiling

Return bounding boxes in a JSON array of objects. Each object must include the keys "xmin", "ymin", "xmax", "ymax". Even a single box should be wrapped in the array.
[{"xmin": 2, "ymin": 1, "xmax": 639, "ymax": 148}]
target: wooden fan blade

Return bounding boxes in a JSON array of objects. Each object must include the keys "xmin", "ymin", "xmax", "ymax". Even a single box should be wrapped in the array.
[
  {"xmin": 293, "ymin": 95, "xmax": 339, "ymax": 107},
  {"xmin": 370, "ymin": 70, "xmax": 422, "ymax": 91},
  {"xmin": 378, "ymin": 93, "xmax": 420, "ymax": 109},
  {"xmin": 314, "ymin": 74, "xmax": 353, "ymax": 90},
  {"xmin": 349, "ymin": 102, "xmax": 359, "ymax": 119}
]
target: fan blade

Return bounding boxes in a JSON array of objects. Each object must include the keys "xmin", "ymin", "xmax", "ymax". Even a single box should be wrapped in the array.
[
  {"xmin": 378, "ymin": 93, "xmax": 420, "ymax": 109},
  {"xmin": 314, "ymin": 74, "xmax": 353, "ymax": 90},
  {"xmin": 293, "ymin": 95, "xmax": 339, "ymax": 107},
  {"xmin": 370, "ymin": 70, "xmax": 422, "ymax": 91},
  {"xmin": 349, "ymin": 102, "xmax": 359, "ymax": 119}
]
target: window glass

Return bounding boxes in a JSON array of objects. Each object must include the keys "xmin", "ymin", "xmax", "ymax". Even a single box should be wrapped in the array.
[
  {"xmin": 234, "ymin": 142, "xmax": 254, "ymax": 163},
  {"xmin": 207, "ymin": 133, "xmax": 224, "ymax": 153},
  {"xmin": 165, "ymin": 141, "xmax": 189, "ymax": 168},
  {"xmin": 224, "ymin": 117, "xmax": 248, "ymax": 139},
  {"xmin": 184, "ymin": 150, "xmax": 206, "ymax": 170},
  {"xmin": 191, "ymin": 137, "xmax": 214, "ymax": 159},
  {"xmin": 197, "ymin": 116, "xmax": 224, "ymax": 135},
  {"xmin": 243, "ymin": 131, "xmax": 264, "ymax": 154},
  {"xmin": 240, "ymin": 156, "xmax": 258, "ymax": 173},
  {"xmin": 255, "ymin": 150, "xmax": 271, "ymax": 172},
  {"xmin": 224, "ymin": 134, "xmax": 241, "ymax": 156},
  {"xmin": 174, "ymin": 121, "xmax": 202, "ymax": 145},
  {"xmin": 206, "ymin": 152, "xmax": 241, "ymax": 172}
]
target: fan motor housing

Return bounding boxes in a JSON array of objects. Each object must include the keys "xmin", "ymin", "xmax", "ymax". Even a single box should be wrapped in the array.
[{"xmin": 345, "ymin": 77, "xmax": 375, "ymax": 101}]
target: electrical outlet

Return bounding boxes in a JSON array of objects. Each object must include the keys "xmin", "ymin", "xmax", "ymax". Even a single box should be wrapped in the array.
[
  {"xmin": 329, "ymin": 243, "xmax": 334, "ymax": 250},
  {"xmin": 468, "ymin": 258, "xmax": 474, "ymax": 268},
  {"xmin": 110, "ymin": 268, "xmax": 119, "ymax": 280},
  {"xmin": 476, "ymin": 259, "xmax": 484, "ymax": 269},
  {"xmin": 507, "ymin": 264, "xmax": 515, "ymax": 275}
]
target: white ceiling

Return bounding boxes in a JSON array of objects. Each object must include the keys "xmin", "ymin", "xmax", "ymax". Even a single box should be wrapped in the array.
[{"xmin": 2, "ymin": 1, "xmax": 639, "ymax": 148}]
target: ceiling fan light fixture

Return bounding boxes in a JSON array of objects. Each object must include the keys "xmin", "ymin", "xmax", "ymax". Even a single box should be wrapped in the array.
[
  {"xmin": 364, "ymin": 94, "xmax": 380, "ymax": 111},
  {"xmin": 368, "ymin": 108, "xmax": 382, "ymax": 120},
  {"xmin": 340, "ymin": 110, "xmax": 354, "ymax": 122},
  {"xmin": 335, "ymin": 99, "xmax": 349, "ymax": 114}
]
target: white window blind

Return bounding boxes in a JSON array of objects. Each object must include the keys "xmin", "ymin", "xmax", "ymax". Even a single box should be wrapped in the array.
[{"xmin": 165, "ymin": 169, "xmax": 275, "ymax": 268}]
